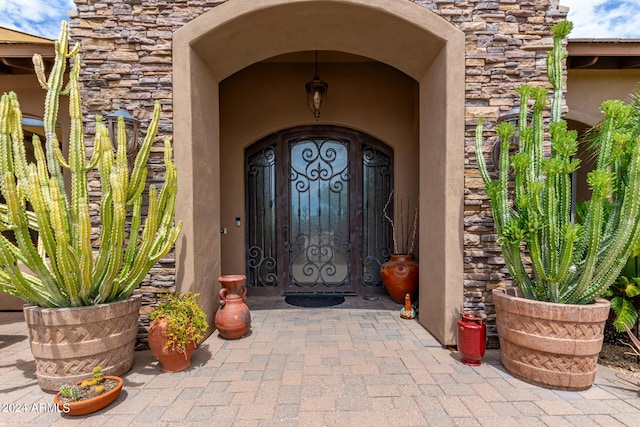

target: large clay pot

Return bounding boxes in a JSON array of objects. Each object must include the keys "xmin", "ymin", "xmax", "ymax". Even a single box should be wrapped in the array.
[
  {"xmin": 380, "ymin": 254, "xmax": 419, "ymax": 304},
  {"xmin": 215, "ymin": 275, "xmax": 251, "ymax": 339},
  {"xmin": 54, "ymin": 375, "xmax": 124, "ymax": 416},
  {"xmin": 493, "ymin": 287, "xmax": 610, "ymax": 391},
  {"xmin": 23, "ymin": 294, "xmax": 141, "ymax": 392},
  {"xmin": 148, "ymin": 317, "xmax": 197, "ymax": 372}
]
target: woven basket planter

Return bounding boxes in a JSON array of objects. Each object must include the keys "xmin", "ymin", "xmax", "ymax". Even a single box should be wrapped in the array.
[
  {"xmin": 493, "ymin": 288, "xmax": 610, "ymax": 391},
  {"xmin": 23, "ymin": 294, "xmax": 141, "ymax": 392}
]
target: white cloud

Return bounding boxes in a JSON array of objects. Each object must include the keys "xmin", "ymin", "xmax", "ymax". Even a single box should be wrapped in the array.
[
  {"xmin": 0, "ymin": 0, "xmax": 75, "ymax": 39},
  {"xmin": 560, "ymin": 0, "xmax": 640, "ymax": 38}
]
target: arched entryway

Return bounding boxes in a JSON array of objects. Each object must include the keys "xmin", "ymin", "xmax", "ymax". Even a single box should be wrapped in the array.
[{"xmin": 172, "ymin": 0, "xmax": 465, "ymax": 345}]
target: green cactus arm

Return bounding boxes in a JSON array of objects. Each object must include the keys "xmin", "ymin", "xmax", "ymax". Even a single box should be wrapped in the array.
[
  {"xmin": 0, "ymin": 260, "xmax": 55, "ymax": 307},
  {"xmin": 154, "ymin": 140, "xmax": 177, "ymax": 222},
  {"xmin": 556, "ymin": 223, "xmax": 583, "ymax": 289},
  {"xmin": 474, "ymin": 119, "xmax": 492, "ymax": 186},
  {"xmin": 474, "ymin": 119, "xmax": 535, "ymax": 297},
  {"xmin": 595, "ymin": 101, "xmax": 624, "ymax": 170},
  {"xmin": 32, "ymin": 54, "xmax": 48, "ymax": 90},
  {"xmin": 502, "ymin": 237, "xmax": 536, "ymax": 299},
  {"xmin": 117, "ymin": 138, "xmax": 181, "ymax": 299},
  {"xmin": 581, "ymin": 138, "xmax": 640, "ymax": 301},
  {"xmin": 150, "ymin": 187, "xmax": 179, "ymax": 262},
  {"xmin": 530, "ymin": 88, "xmax": 547, "ymax": 182},
  {"xmin": 26, "ymin": 165, "xmax": 68, "ymax": 287},
  {"xmin": 3, "ymin": 173, "xmax": 68, "ymax": 306},
  {"xmin": 496, "ymin": 122, "xmax": 514, "ymax": 226},
  {"xmin": 91, "ymin": 189, "xmax": 112, "ymax": 291},
  {"xmin": 115, "ymin": 185, "xmax": 160, "ymax": 296},
  {"xmin": 122, "ymin": 184, "xmax": 161, "ymax": 283},
  {"xmin": 569, "ymin": 171, "xmax": 611, "ymax": 299},
  {"xmin": 548, "ymin": 21, "xmax": 572, "ymax": 122},
  {"xmin": 0, "ymin": 234, "xmax": 59, "ymax": 306},
  {"xmin": 86, "ymin": 118, "xmax": 104, "ymax": 171},
  {"xmin": 542, "ymin": 161, "xmax": 560, "ymax": 286},
  {"xmin": 150, "ymin": 223, "xmax": 182, "ymax": 264},
  {"xmin": 77, "ymin": 198, "xmax": 93, "ymax": 303},
  {"xmin": 115, "ymin": 116, "xmax": 130, "ymax": 187},
  {"xmin": 524, "ymin": 203, "xmax": 548, "ymax": 294},
  {"xmin": 117, "ymin": 220, "xmax": 182, "ymax": 301},
  {"xmin": 127, "ymin": 102, "xmax": 161, "ymax": 204},
  {"xmin": 0, "ymin": 93, "xmax": 16, "ymax": 186},
  {"xmin": 118, "ymin": 195, "xmax": 143, "ymax": 281},
  {"xmin": 39, "ymin": 22, "xmax": 70, "ymax": 190},
  {"xmin": 65, "ymin": 57, "xmax": 93, "ymax": 270},
  {"xmin": 0, "ymin": 276, "xmax": 22, "ymax": 300},
  {"xmin": 7, "ymin": 96, "xmax": 30, "ymax": 195},
  {"xmin": 91, "ymin": 123, "xmax": 115, "ymax": 289},
  {"xmin": 31, "ymin": 136, "xmax": 51, "ymax": 202},
  {"xmin": 48, "ymin": 178, "xmax": 83, "ymax": 306},
  {"xmin": 96, "ymin": 168, "xmax": 127, "ymax": 303},
  {"xmin": 516, "ymin": 86, "xmax": 531, "ymax": 155}
]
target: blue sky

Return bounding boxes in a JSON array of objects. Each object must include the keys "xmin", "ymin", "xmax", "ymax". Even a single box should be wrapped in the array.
[{"xmin": 0, "ymin": 0, "xmax": 639, "ymax": 40}]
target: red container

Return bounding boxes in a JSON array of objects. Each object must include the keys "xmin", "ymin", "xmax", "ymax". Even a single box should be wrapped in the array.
[{"xmin": 457, "ymin": 313, "xmax": 486, "ymax": 366}]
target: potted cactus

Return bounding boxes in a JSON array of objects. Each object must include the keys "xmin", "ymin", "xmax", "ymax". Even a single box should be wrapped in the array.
[
  {"xmin": 54, "ymin": 366, "xmax": 124, "ymax": 416},
  {"xmin": 0, "ymin": 21, "xmax": 182, "ymax": 391},
  {"xmin": 475, "ymin": 21, "xmax": 640, "ymax": 390}
]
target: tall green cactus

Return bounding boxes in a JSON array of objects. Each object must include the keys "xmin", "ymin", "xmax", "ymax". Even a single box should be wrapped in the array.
[
  {"xmin": 475, "ymin": 21, "xmax": 640, "ymax": 304},
  {"xmin": 0, "ymin": 21, "xmax": 182, "ymax": 307}
]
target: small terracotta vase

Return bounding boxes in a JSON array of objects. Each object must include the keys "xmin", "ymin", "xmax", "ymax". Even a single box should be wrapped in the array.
[
  {"xmin": 215, "ymin": 275, "xmax": 251, "ymax": 339},
  {"xmin": 53, "ymin": 376, "xmax": 123, "ymax": 416},
  {"xmin": 380, "ymin": 254, "xmax": 419, "ymax": 304},
  {"xmin": 148, "ymin": 318, "xmax": 197, "ymax": 372}
]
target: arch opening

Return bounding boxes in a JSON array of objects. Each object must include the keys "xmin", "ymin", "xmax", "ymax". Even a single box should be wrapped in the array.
[{"xmin": 173, "ymin": 0, "xmax": 465, "ymax": 345}]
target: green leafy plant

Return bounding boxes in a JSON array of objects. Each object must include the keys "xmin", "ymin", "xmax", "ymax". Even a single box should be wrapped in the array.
[
  {"xmin": 604, "ymin": 242, "xmax": 640, "ymax": 332},
  {"xmin": 475, "ymin": 20, "xmax": 640, "ymax": 304},
  {"xmin": 0, "ymin": 21, "xmax": 182, "ymax": 307},
  {"xmin": 149, "ymin": 292, "xmax": 209, "ymax": 354}
]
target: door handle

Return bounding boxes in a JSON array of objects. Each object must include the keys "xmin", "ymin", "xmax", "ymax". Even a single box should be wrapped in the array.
[{"xmin": 283, "ymin": 221, "xmax": 288, "ymax": 249}]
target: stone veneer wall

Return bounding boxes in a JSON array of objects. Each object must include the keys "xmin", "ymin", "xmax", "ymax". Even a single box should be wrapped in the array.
[{"xmin": 68, "ymin": 0, "xmax": 567, "ymax": 347}]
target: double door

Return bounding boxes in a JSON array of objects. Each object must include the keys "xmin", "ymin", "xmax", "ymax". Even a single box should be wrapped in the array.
[{"xmin": 245, "ymin": 126, "xmax": 392, "ymax": 296}]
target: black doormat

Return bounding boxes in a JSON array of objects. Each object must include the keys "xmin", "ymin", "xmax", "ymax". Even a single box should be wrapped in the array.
[{"xmin": 285, "ymin": 295, "xmax": 345, "ymax": 308}]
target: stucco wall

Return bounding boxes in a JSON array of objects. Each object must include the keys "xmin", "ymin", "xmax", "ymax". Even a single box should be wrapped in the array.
[
  {"xmin": 567, "ymin": 68, "xmax": 640, "ymax": 206},
  {"xmin": 567, "ymin": 69, "xmax": 640, "ymax": 126}
]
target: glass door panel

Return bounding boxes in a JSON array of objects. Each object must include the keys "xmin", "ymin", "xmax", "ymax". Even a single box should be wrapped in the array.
[{"xmin": 286, "ymin": 138, "xmax": 352, "ymax": 292}]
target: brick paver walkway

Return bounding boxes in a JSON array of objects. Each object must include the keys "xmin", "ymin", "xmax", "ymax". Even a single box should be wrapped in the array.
[{"xmin": 1, "ymin": 295, "xmax": 639, "ymax": 426}]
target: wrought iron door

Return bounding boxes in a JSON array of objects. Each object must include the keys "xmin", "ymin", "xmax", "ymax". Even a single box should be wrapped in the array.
[
  {"xmin": 286, "ymin": 136, "xmax": 353, "ymax": 293},
  {"xmin": 246, "ymin": 126, "xmax": 392, "ymax": 296}
]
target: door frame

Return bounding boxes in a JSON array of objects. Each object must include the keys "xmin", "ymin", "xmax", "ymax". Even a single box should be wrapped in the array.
[{"xmin": 245, "ymin": 125, "xmax": 393, "ymax": 296}]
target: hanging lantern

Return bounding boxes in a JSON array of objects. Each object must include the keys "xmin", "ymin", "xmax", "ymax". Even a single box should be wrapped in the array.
[
  {"xmin": 105, "ymin": 102, "xmax": 140, "ymax": 166},
  {"xmin": 305, "ymin": 51, "xmax": 328, "ymax": 121}
]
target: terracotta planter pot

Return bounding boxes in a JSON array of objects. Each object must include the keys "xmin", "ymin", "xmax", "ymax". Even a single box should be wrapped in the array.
[
  {"xmin": 380, "ymin": 254, "xmax": 419, "ymax": 304},
  {"xmin": 23, "ymin": 295, "xmax": 141, "ymax": 392},
  {"xmin": 215, "ymin": 275, "xmax": 251, "ymax": 339},
  {"xmin": 493, "ymin": 288, "xmax": 610, "ymax": 390},
  {"xmin": 54, "ymin": 376, "xmax": 124, "ymax": 416},
  {"xmin": 148, "ymin": 317, "xmax": 197, "ymax": 372}
]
